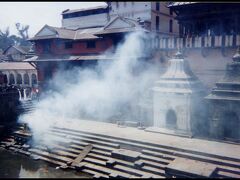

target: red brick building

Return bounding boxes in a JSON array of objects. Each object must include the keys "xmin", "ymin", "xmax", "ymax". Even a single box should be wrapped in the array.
[{"xmin": 27, "ymin": 16, "xmax": 146, "ymax": 90}]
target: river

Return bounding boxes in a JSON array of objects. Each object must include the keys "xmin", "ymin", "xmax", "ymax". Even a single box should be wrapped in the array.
[{"xmin": 0, "ymin": 148, "xmax": 91, "ymax": 178}]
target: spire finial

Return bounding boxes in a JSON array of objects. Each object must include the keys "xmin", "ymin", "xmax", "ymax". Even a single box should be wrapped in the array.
[
  {"xmin": 175, "ymin": 48, "xmax": 184, "ymax": 59},
  {"xmin": 233, "ymin": 47, "xmax": 240, "ymax": 62}
]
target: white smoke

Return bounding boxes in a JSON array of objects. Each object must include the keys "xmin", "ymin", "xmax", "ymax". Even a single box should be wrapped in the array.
[{"xmin": 18, "ymin": 31, "xmax": 160, "ymax": 147}]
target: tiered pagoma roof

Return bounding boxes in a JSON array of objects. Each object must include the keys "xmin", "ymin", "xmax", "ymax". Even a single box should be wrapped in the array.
[
  {"xmin": 153, "ymin": 51, "xmax": 205, "ymax": 95},
  {"xmin": 206, "ymin": 48, "xmax": 240, "ymax": 101}
]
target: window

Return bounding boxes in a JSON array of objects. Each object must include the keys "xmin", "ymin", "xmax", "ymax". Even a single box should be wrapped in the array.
[
  {"xmin": 32, "ymin": 74, "xmax": 37, "ymax": 85},
  {"xmin": 65, "ymin": 42, "xmax": 73, "ymax": 49},
  {"xmin": 86, "ymin": 41, "xmax": 96, "ymax": 48},
  {"xmin": 169, "ymin": 19, "xmax": 173, "ymax": 33},
  {"xmin": 43, "ymin": 41, "xmax": 51, "ymax": 53},
  {"xmin": 23, "ymin": 74, "xmax": 29, "ymax": 85},
  {"xmin": 124, "ymin": 2, "xmax": 127, "ymax": 7},
  {"xmin": 31, "ymin": 74, "xmax": 37, "ymax": 85},
  {"xmin": 156, "ymin": 2, "xmax": 160, "ymax": 11},
  {"xmin": 170, "ymin": 9, "xmax": 173, "ymax": 15},
  {"xmin": 17, "ymin": 74, "xmax": 22, "ymax": 84},
  {"xmin": 132, "ymin": 2, "xmax": 134, "ymax": 6},
  {"xmin": 116, "ymin": 2, "xmax": 119, "ymax": 9},
  {"xmin": 9, "ymin": 74, "xmax": 15, "ymax": 85},
  {"xmin": 156, "ymin": 16, "xmax": 159, "ymax": 31}
]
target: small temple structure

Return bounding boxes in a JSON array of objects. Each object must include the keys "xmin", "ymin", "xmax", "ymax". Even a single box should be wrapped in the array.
[
  {"xmin": 149, "ymin": 51, "xmax": 206, "ymax": 137},
  {"xmin": 206, "ymin": 48, "xmax": 240, "ymax": 142}
]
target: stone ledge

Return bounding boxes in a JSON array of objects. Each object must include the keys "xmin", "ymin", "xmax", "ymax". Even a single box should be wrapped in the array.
[{"xmin": 145, "ymin": 127, "xmax": 193, "ymax": 138}]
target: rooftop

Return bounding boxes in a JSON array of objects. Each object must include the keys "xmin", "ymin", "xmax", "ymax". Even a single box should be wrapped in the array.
[
  {"xmin": 0, "ymin": 62, "xmax": 36, "ymax": 70},
  {"xmin": 30, "ymin": 16, "xmax": 145, "ymax": 41},
  {"xmin": 168, "ymin": 2, "xmax": 198, "ymax": 7},
  {"xmin": 62, "ymin": 4, "xmax": 108, "ymax": 15}
]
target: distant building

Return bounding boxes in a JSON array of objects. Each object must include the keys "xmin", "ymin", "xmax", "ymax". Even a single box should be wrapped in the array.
[
  {"xmin": 3, "ymin": 45, "xmax": 33, "ymax": 61},
  {"xmin": 206, "ymin": 48, "xmax": 240, "ymax": 142},
  {"xmin": 0, "ymin": 62, "xmax": 37, "ymax": 88},
  {"xmin": 27, "ymin": 16, "xmax": 148, "ymax": 90},
  {"xmin": 61, "ymin": 4, "xmax": 110, "ymax": 30},
  {"xmin": 150, "ymin": 2, "xmax": 240, "ymax": 90},
  {"xmin": 168, "ymin": 2, "xmax": 240, "ymax": 37},
  {"xmin": 107, "ymin": 2, "xmax": 179, "ymax": 37}
]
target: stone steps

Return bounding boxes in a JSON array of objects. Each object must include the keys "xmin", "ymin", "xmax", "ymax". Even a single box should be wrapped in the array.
[
  {"xmin": 84, "ymin": 157, "xmax": 107, "ymax": 166},
  {"xmin": 2, "ymin": 123, "xmax": 240, "ymax": 178},
  {"xmin": 53, "ymin": 126, "xmax": 240, "ymax": 165},
  {"xmin": 142, "ymin": 147, "xmax": 240, "ymax": 176},
  {"xmin": 141, "ymin": 165, "xmax": 166, "ymax": 176},
  {"xmin": 114, "ymin": 164, "xmax": 162, "ymax": 178},
  {"xmin": 83, "ymin": 162, "xmax": 137, "ymax": 178},
  {"xmin": 217, "ymin": 170, "xmax": 240, "ymax": 178},
  {"xmin": 51, "ymin": 129, "xmax": 120, "ymax": 148},
  {"xmin": 28, "ymin": 148, "xmax": 73, "ymax": 163},
  {"xmin": 50, "ymin": 126, "xmax": 240, "ymax": 178},
  {"xmin": 50, "ymin": 131, "xmax": 117, "ymax": 152},
  {"xmin": 82, "ymin": 169, "xmax": 109, "ymax": 178},
  {"xmin": 142, "ymin": 149, "xmax": 175, "ymax": 161},
  {"xmin": 140, "ymin": 154, "xmax": 171, "ymax": 165},
  {"xmin": 139, "ymin": 159, "xmax": 166, "ymax": 170}
]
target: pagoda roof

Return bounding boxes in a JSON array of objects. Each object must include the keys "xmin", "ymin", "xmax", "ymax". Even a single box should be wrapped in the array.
[{"xmin": 29, "ymin": 16, "xmax": 147, "ymax": 41}]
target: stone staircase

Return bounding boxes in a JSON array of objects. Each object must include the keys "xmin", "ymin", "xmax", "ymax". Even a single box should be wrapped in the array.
[
  {"xmin": 16, "ymin": 99, "xmax": 36, "ymax": 115},
  {"xmin": 1, "ymin": 125, "xmax": 240, "ymax": 178}
]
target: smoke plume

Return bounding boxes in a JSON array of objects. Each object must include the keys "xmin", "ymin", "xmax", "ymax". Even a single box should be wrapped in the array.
[{"xmin": 18, "ymin": 31, "xmax": 160, "ymax": 147}]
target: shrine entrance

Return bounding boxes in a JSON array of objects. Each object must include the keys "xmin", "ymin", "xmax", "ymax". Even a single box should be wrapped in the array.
[
  {"xmin": 166, "ymin": 109, "xmax": 177, "ymax": 129},
  {"xmin": 222, "ymin": 112, "xmax": 240, "ymax": 140}
]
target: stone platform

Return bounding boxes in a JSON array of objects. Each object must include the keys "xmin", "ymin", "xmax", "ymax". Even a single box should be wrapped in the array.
[
  {"xmin": 55, "ymin": 119, "xmax": 240, "ymax": 160},
  {"xmin": 1, "ymin": 119, "xmax": 240, "ymax": 178}
]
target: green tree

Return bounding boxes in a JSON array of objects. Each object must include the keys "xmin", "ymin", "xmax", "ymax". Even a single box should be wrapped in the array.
[{"xmin": 0, "ymin": 27, "xmax": 15, "ymax": 50}]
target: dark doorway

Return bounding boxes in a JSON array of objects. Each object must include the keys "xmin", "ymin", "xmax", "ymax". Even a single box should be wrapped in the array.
[
  {"xmin": 222, "ymin": 112, "xmax": 240, "ymax": 140},
  {"xmin": 166, "ymin": 109, "xmax": 177, "ymax": 129}
]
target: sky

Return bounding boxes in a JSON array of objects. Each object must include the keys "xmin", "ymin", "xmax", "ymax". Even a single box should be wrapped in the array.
[{"xmin": 0, "ymin": 2, "xmax": 106, "ymax": 37}]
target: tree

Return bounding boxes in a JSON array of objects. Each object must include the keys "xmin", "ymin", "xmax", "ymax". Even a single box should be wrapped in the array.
[
  {"xmin": 15, "ymin": 23, "xmax": 29, "ymax": 40},
  {"xmin": 0, "ymin": 27, "xmax": 15, "ymax": 50},
  {"xmin": 15, "ymin": 23, "xmax": 31, "ymax": 46},
  {"xmin": 0, "ymin": 23, "xmax": 31, "ymax": 51}
]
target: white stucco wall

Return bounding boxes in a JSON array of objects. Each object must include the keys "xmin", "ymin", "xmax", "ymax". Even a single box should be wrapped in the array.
[
  {"xmin": 110, "ymin": 2, "xmax": 151, "ymax": 21},
  {"xmin": 153, "ymin": 92, "xmax": 191, "ymax": 132},
  {"xmin": 62, "ymin": 13, "xmax": 109, "ymax": 29}
]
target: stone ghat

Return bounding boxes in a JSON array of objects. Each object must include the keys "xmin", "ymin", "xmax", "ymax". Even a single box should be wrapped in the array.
[{"xmin": 1, "ymin": 124, "xmax": 240, "ymax": 178}]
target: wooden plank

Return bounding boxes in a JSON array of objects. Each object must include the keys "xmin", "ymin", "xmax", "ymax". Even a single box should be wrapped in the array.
[{"xmin": 71, "ymin": 144, "xmax": 93, "ymax": 167}]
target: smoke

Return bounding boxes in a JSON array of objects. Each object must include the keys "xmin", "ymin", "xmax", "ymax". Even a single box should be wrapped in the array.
[{"xmin": 18, "ymin": 31, "xmax": 160, "ymax": 147}]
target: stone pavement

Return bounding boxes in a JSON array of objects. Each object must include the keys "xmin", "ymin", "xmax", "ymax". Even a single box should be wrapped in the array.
[{"xmin": 55, "ymin": 118, "xmax": 240, "ymax": 160}]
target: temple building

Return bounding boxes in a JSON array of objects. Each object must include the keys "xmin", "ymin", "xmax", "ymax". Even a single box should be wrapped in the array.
[
  {"xmin": 148, "ymin": 51, "xmax": 206, "ymax": 137},
  {"xmin": 27, "ymin": 13, "xmax": 148, "ymax": 90},
  {"xmin": 0, "ymin": 62, "xmax": 37, "ymax": 88},
  {"xmin": 151, "ymin": 2, "xmax": 240, "ymax": 90},
  {"xmin": 206, "ymin": 48, "xmax": 240, "ymax": 142},
  {"xmin": 168, "ymin": 2, "xmax": 240, "ymax": 37},
  {"xmin": 107, "ymin": 2, "xmax": 179, "ymax": 37}
]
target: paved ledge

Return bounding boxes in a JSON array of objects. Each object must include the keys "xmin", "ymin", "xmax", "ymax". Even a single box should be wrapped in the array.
[{"xmin": 55, "ymin": 118, "xmax": 240, "ymax": 161}]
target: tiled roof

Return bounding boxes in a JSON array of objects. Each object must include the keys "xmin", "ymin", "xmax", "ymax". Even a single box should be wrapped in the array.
[
  {"xmin": 3, "ymin": 45, "xmax": 31, "ymax": 55},
  {"xmin": 0, "ymin": 62, "xmax": 36, "ymax": 70},
  {"xmin": 168, "ymin": 2, "xmax": 198, "ymax": 7},
  {"xmin": 29, "ymin": 25, "xmax": 101, "ymax": 41},
  {"xmin": 30, "ymin": 16, "xmax": 144, "ymax": 41},
  {"xmin": 24, "ymin": 55, "xmax": 113, "ymax": 62}
]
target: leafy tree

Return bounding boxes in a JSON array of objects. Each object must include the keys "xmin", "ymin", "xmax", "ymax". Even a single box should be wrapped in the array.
[
  {"xmin": 0, "ymin": 23, "xmax": 31, "ymax": 51},
  {"xmin": 0, "ymin": 27, "xmax": 15, "ymax": 50}
]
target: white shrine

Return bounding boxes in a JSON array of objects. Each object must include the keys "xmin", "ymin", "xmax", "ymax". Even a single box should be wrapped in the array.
[{"xmin": 149, "ymin": 51, "xmax": 206, "ymax": 137}]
